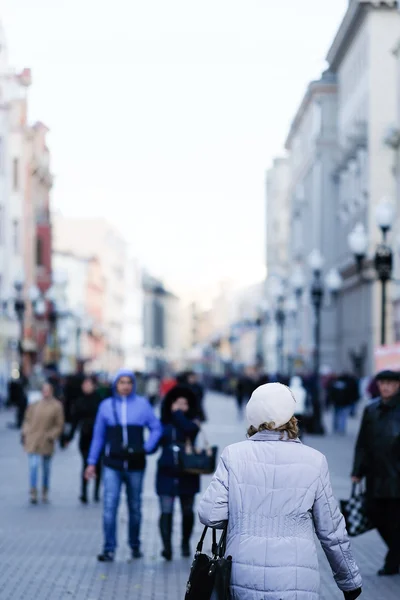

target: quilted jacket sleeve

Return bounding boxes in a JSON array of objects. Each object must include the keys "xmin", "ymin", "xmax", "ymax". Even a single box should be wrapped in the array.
[
  {"xmin": 312, "ymin": 456, "xmax": 362, "ymax": 592},
  {"xmin": 198, "ymin": 448, "xmax": 229, "ymax": 529}
]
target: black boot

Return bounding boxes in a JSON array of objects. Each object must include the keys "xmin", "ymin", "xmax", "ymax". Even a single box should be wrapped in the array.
[
  {"xmin": 159, "ymin": 513, "xmax": 173, "ymax": 561},
  {"xmin": 182, "ymin": 513, "xmax": 194, "ymax": 557}
]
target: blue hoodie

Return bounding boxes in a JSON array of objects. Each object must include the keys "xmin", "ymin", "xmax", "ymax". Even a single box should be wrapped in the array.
[{"xmin": 88, "ymin": 369, "xmax": 162, "ymax": 471}]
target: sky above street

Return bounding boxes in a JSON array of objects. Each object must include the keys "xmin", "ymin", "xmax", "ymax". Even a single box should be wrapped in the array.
[{"xmin": 2, "ymin": 0, "xmax": 348, "ymax": 302}]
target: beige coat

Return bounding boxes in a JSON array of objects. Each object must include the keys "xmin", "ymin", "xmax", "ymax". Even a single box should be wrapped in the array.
[{"xmin": 22, "ymin": 398, "xmax": 64, "ymax": 456}]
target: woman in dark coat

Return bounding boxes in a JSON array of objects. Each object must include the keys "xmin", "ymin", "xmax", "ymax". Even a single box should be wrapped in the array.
[
  {"xmin": 157, "ymin": 385, "xmax": 200, "ymax": 560},
  {"xmin": 69, "ymin": 376, "xmax": 102, "ymax": 503}
]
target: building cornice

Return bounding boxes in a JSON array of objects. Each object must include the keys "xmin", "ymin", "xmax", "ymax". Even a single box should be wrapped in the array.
[
  {"xmin": 285, "ymin": 76, "xmax": 337, "ymax": 150},
  {"xmin": 327, "ymin": 1, "xmax": 397, "ymax": 71}
]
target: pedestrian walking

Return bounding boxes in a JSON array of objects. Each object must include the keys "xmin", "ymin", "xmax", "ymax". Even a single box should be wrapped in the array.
[
  {"xmin": 68, "ymin": 376, "xmax": 102, "ymax": 504},
  {"xmin": 178, "ymin": 370, "xmax": 206, "ymax": 421},
  {"xmin": 157, "ymin": 385, "xmax": 200, "ymax": 561},
  {"xmin": 21, "ymin": 381, "xmax": 64, "ymax": 504},
  {"xmin": 85, "ymin": 369, "xmax": 162, "ymax": 562},
  {"xmin": 327, "ymin": 373, "xmax": 359, "ymax": 435},
  {"xmin": 352, "ymin": 369, "xmax": 400, "ymax": 575},
  {"xmin": 145, "ymin": 373, "xmax": 160, "ymax": 406},
  {"xmin": 289, "ymin": 375, "xmax": 307, "ymax": 438},
  {"xmin": 235, "ymin": 367, "xmax": 257, "ymax": 419},
  {"xmin": 199, "ymin": 382, "xmax": 362, "ymax": 600},
  {"xmin": 8, "ymin": 375, "xmax": 28, "ymax": 428}
]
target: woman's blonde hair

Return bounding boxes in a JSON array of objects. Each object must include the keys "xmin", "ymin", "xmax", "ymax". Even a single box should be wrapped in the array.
[{"xmin": 247, "ymin": 415, "xmax": 299, "ymax": 440}]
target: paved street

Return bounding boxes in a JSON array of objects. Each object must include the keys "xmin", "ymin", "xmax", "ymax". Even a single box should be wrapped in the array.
[{"xmin": 0, "ymin": 392, "xmax": 399, "ymax": 599}]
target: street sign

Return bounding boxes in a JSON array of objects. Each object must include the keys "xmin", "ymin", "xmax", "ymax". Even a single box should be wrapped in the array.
[{"xmin": 374, "ymin": 343, "xmax": 400, "ymax": 371}]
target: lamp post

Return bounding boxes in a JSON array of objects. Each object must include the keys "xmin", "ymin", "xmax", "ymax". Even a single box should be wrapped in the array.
[
  {"xmin": 290, "ymin": 267, "xmax": 306, "ymax": 367},
  {"xmin": 308, "ymin": 250, "xmax": 342, "ymax": 434},
  {"xmin": 272, "ymin": 279, "xmax": 286, "ymax": 375},
  {"xmin": 285, "ymin": 296, "xmax": 298, "ymax": 377},
  {"xmin": 348, "ymin": 198, "xmax": 395, "ymax": 345},
  {"xmin": 255, "ymin": 301, "xmax": 270, "ymax": 371}
]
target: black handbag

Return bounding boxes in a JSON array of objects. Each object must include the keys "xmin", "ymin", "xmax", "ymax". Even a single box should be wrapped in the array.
[
  {"xmin": 185, "ymin": 524, "xmax": 232, "ymax": 600},
  {"xmin": 179, "ymin": 428, "xmax": 218, "ymax": 475},
  {"xmin": 340, "ymin": 483, "xmax": 374, "ymax": 537}
]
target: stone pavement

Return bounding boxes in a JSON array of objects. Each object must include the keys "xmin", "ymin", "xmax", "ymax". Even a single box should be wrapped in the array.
[{"xmin": 0, "ymin": 393, "xmax": 399, "ymax": 600}]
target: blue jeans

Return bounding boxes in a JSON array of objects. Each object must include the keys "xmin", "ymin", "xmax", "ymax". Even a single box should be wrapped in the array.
[
  {"xmin": 103, "ymin": 466, "xmax": 145, "ymax": 553},
  {"xmin": 333, "ymin": 406, "xmax": 350, "ymax": 434},
  {"xmin": 29, "ymin": 454, "xmax": 52, "ymax": 489}
]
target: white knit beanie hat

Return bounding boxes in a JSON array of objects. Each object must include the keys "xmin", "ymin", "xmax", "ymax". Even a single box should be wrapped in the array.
[{"xmin": 246, "ymin": 383, "xmax": 296, "ymax": 429}]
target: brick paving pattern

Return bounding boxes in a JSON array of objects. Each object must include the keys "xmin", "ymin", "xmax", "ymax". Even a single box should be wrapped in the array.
[{"xmin": 0, "ymin": 393, "xmax": 399, "ymax": 599}]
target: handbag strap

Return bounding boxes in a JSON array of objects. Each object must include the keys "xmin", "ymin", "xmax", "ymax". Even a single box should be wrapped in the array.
[
  {"xmin": 196, "ymin": 526, "xmax": 209, "ymax": 552},
  {"xmin": 215, "ymin": 523, "xmax": 228, "ymax": 558},
  {"xmin": 196, "ymin": 524, "xmax": 228, "ymax": 556}
]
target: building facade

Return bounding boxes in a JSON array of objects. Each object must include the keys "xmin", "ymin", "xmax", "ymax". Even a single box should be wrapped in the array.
[
  {"xmin": 24, "ymin": 121, "xmax": 53, "ymax": 367},
  {"xmin": 284, "ymin": 70, "xmax": 339, "ymax": 371},
  {"xmin": 0, "ymin": 28, "xmax": 31, "ymax": 390},
  {"xmin": 266, "ymin": 158, "xmax": 290, "ymax": 279},
  {"xmin": 53, "ymin": 216, "xmax": 127, "ymax": 373},
  {"xmin": 327, "ymin": 0, "xmax": 400, "ymax": 374},
  {"xmin": 142, "ymin": 272, "xmax": 181, "ymax": 374}
]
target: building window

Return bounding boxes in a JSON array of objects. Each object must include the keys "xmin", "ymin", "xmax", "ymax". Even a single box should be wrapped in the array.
[
  {"xmin": 13, "ymin": 220, "xmax": 19, "ymax": 254},
  {"xmin": 13, "ymin": 158, "xmax": 19, "ymax": 190}
]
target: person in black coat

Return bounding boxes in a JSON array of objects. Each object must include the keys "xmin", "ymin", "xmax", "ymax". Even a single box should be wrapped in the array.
[
  {"xmin": 156, "ymin": 385, "xmax": 200, "ymax": 561},
  {"xmin": 352, "ymin": 369, "xmax": 400, "ymax": 575},
  {"xmin": 68, "ymin": 376, "xmax": 102, "ymax": 503}
]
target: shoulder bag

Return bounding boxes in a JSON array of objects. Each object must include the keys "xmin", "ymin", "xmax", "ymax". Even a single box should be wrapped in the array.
[
  {"xmin": 340, "ymin": 482, "xmax": 374, "ymax": 537},
  {"xmin": 178, "ymin": 427, "xmax": 218, "ymax": 475},
  {"xmin": 185, "ymin": 524, "xmax": 232, "ymax": 600}
]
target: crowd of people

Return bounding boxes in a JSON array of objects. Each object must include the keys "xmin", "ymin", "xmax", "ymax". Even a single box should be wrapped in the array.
[{"xmin": 3, "ymin": 363, "xmax": 400, "ymax": 598}]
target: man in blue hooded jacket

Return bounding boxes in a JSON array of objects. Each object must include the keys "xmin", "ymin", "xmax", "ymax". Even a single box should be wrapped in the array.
[{"xmin": 85, "ymin": 369, "xmax": 162, "ymax": 562}]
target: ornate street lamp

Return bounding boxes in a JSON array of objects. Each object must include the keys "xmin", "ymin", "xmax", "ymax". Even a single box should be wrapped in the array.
[
  {"xmin": 348, "ymin": 197, "xmax": 395, "ymax": 345},
  {"xmin": 308, "ymin": 250, "xmax": 342, "ymax": 434},
  {"xmin": 272, "ymin": 278, "xmax": 286, "ymax": 375}
]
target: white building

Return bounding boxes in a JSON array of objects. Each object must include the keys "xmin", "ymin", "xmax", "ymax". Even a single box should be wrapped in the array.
[
  {"xmin": 327, "ymin": 0, "xmax": 400, "ymax": 373},
  {"xmin": 0, "ymin": 25, "xmax": 31, "ymax": 393},
  {"xmin": 283, "ymin": 70, "xmax": 338, "ymax": 370},
  {"xmin": 266, "ymin": 158, "xmax": 290, "ymax": 279}
]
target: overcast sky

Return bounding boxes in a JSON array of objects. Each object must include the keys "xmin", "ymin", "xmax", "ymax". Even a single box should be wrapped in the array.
[{"xmin": 2, "ymin": 0, "xmax": 348, "ymax": 302}]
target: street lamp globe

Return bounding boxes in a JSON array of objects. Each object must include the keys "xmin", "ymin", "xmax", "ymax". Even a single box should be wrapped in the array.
[
  {"xmin": 348, "ymin": 223, "xmax": 368, "ymax": 259},
  {"xmin": 28, "ymin": 285, "xmax": 41, "ymax": 303},
  {"xmin": 325, "ymin": 268, "xmax": 343, "ymax": 295},
  {"xmin": 291, "ymin": 268, "xmax": 305, "ymax": 296},
  {"xmin": 375, "ymin": 197, "xmax": 395, "ymax": 233},
  {"xmin": 35, "ymin": 298, "xmax": 47, "ymax": 317},
  {"xmin": 14, "ymin": 272, "xmax": 24, "ymax": 293},
  {"xmin": 308, "ymin": 249, "xmax": 324, "ymax": 274}
]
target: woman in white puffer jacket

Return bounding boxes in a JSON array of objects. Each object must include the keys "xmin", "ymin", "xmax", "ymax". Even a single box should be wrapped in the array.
[{"xmin": 198, "ymin": 383, "xmax": 362, "ymax": 600}]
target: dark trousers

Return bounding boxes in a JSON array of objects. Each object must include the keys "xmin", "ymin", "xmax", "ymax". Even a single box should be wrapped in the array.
[
  {"xmin": 370, "ymin": 499, "xmax": 400, "ymax": 569},
  {"xmin": 159, "ymin": 495, "xmax": 195, "ymax": 547},
  {"xmin": 80, "ymin": 444, "xmax": 101, "ymax": 500},
  {"xmin": 159, "ymin": 495, "xmax": 195, "ymax": 516}
]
